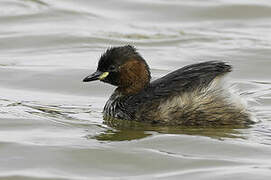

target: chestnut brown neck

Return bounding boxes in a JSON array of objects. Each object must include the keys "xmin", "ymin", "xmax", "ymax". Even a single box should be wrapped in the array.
[{"xmin": 117, "ymin": 59, "xmax": 150, "ymax": 95}]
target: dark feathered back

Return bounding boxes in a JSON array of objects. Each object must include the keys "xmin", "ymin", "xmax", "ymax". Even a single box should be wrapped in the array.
[{"xmin": 129, "ymin": 61, "xmax": 232, "ymax": 104}]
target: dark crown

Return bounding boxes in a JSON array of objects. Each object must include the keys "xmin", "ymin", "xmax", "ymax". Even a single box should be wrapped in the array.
[{"xmin": 97, "ymin": 45, "xmax": 145, "ymax": 71}]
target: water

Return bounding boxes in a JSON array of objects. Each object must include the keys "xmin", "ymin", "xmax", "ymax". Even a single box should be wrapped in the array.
[{"xmin": 0, "ymin": 0, "xmax": 271, "ymax": 179}]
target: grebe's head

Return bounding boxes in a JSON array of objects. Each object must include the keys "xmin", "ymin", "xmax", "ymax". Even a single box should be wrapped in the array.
[{"xmin": 83, "ymin": 45, "xmax": 151, "ymax": 94}]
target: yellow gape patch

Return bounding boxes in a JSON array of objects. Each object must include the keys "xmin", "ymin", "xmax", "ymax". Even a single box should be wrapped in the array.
[{"xmin": 99, "ymin": 72, "xmax": 109, "ymax": 80}]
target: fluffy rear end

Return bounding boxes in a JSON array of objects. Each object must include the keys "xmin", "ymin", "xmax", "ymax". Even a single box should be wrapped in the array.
[{"xmin": 156, "ymin": 76, "xmax": 254, "ymax": 126}]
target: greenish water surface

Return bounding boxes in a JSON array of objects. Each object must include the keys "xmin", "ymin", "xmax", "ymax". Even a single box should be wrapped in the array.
[{"xmin": 0, "ymin": 0, "xmax": 271, "ymax": 179}]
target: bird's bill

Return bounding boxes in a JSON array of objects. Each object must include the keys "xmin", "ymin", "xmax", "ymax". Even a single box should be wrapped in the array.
[{"xmin": 83, "ymin": 71, "xmax": 109, "ymax": 82}]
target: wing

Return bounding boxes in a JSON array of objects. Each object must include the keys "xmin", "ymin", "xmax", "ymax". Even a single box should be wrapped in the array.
[{"xmin": 127, "ymin": 61, "xmax": 232, "ymax": 106}]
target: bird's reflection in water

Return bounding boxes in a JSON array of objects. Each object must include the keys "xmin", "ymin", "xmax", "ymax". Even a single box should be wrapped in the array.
[{"xmin": 92, "ymin": 116, "xmax": 253, "ymax": 141}]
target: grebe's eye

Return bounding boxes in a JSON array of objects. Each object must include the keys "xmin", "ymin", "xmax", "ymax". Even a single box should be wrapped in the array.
[{"xmin": 108, "ymin": 65, "xmax": 116, "ymax": 72}]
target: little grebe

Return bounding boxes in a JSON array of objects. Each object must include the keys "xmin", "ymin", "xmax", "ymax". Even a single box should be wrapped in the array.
[{"xmin": 83, "ymin": 45, "xmax": 254, "ymax": 126}]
